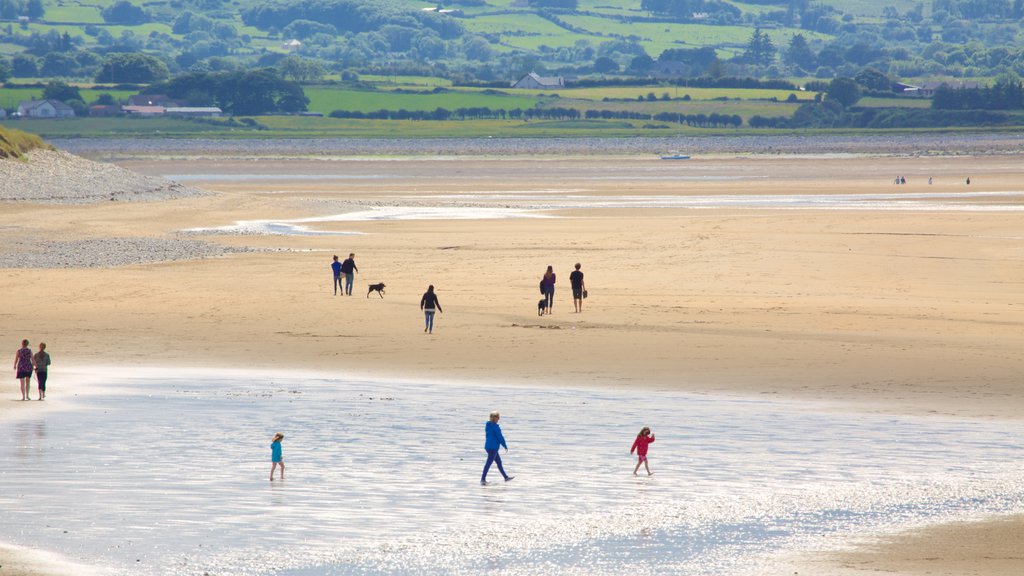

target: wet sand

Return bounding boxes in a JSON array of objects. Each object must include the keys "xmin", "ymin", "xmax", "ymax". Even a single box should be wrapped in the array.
[{"xmin": 2, "ymin": 150, "xmax": 1023, "ymax": 573}]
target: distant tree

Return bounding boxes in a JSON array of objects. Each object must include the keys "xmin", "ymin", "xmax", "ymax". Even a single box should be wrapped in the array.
[
  {"xmin": 12, "ymin": 54, "xmax": 39, "ymax": 77},
  {"xmin": 593, "ymin": 56, "xmax": 618, "ymax": 73},
  {"xmin": 0, "ymin": 57, "xmax": 10, "ymax": 83},
  {"xmin": 150, "ymin": 68, "xmax": 308, "ymax": 115},
  {"xmin": 282, "ymin": 19, "xmax": 337, "ymax": 40},
  {"xmin": 628, "ymin": 54, "xmax": 654, "ymax": 74},
  {"xmin": 463, "ymin": 36, "xmax": 492, "ymax": 61},
  {"xmin": 94, "ymin": 93, "xmax": 118, "ymax": 106},
  {"xmin": 742, "ymin": 27, "xmax": 776, "ymax": 67},
  {"xmin": 26, "ymin": 0, "xmax": 44, "ymax": 18},
  {"xmin": 278, "ymin": 55, "xmax": 325, "ymax": 83},
  {"xmin": 40, "ymin": 52, "xmax": 78, "ymax": 77},
  {"xmin": 95, "ymin": 53, "xmax": 170, "ymax": 83},
  {"xmin": 826, "ymin": 77, "xmax": 862, "ymax": 108},
  {"xmin": 42, "ymin": 80, "xmax": 82, "ymax": 103},
  {"xmin": 784, "ymin": 34, "xmax": 816, "ymax": 73},
  {"xmin": 854, "ymin": 67, "xmax": 891, "ymax": 92},
  {"xmin": 101, "ymin": 1, "xmax": 150, "ymax": 25}
]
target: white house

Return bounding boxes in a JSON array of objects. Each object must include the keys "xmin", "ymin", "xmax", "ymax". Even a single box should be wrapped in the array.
[
  {"xmin": 16, "ymin": 99, "xmax": 76, "ymax": 119},
  {"xmin": 0, "ymin": 108, "xmax": 6, "ymax": 119},
  {"xmin": 511, "ymin": 72, "xmax": 565, "ymax": 90},
  {"xmin": 281, "ymin": 39, "xmax": 302, "ymax": 50}
]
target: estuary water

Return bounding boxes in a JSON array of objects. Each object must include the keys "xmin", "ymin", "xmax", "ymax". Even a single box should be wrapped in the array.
[{"xmin": 2, "ymin": 368, "xmax": 1022, "ymax": 575}]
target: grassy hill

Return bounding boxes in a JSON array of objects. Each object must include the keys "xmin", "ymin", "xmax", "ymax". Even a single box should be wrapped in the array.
[
  {"xmin": 0, "ymin": 124, "xmax": 49, "ymax": 159},
  {"xmin": 1, "ymin": 0, "xmax": 948, "ymax": 81}
]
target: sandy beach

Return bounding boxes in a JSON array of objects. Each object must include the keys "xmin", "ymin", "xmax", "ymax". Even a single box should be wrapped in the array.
[{"xmin": 2, "ymin": 143, "xmax": 1023, "ymax": 574}]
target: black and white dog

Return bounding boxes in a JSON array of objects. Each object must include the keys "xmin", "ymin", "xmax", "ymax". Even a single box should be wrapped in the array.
[
  {"xmin": 538, "ymin": 299, "xmax": 547, "ymax": 316},
  {"xmin": 367, "ymin": 283, "xmax": 386, "ymax": 298}
]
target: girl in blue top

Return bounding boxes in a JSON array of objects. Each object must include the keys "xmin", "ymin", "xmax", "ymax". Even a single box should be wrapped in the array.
[
  {"xmin": 270, "ymin": 432, "xmax": 284, "ymax": 481},
  {"xmin": 481, "ymin": 411, "xmax": 514, "ymax": 485}
]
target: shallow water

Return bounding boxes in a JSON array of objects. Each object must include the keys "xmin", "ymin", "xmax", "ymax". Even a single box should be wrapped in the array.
[
  {"xmin": 187, "ymin": 190, "xmax": 1024, "ymax": 235},
  {"xmin": 2, "ymin": 369, "xmax": 1022, "ymax": 576}
]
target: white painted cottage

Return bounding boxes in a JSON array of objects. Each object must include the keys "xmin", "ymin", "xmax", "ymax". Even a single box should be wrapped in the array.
[{"xmin": 17, "ymin": 99, "xmax": 76, "ymax": 119}]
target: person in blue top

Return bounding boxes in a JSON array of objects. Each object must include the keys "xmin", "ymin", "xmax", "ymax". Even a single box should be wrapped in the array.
[
  {"xmin": 270, "ymin": 432, "xmax": 284, "ymax": 481},
  {"xmin": 481, "ymin": 411, "xmax": 514, "ymax": 485},
  {"xmin": 330, "ymin": 255, "xmax": 343, "ymax": 296}
]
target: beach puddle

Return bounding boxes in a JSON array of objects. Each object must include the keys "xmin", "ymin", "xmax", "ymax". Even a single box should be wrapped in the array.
[{"xmin": 2, "ymin": 369, "xmax": 1022, "ymax": 575}]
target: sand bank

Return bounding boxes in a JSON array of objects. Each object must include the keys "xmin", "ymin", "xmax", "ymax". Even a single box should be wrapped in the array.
[{"xmin": 2, "ymin": 147, "xmax": 1023, "ymax": 574}]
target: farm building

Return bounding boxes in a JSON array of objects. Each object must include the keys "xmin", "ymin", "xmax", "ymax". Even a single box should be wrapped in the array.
[
  {"xmin": 16, "ymin": 100, "xmax": 75, "ymax": 119},
  {"xmin": 89, "ymin": 105, "xmax": 122, "ymax": 117},
  {"xmin": 511, "ymin": 72, "xmax": 565, "ymax": 90},
  {"xmin": 165, "ymin": 107, "xmax": 223, "ymax": 117}
]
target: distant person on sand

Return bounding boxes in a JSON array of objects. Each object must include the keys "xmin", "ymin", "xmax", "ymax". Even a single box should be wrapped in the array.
[
  {"xmin": 481, "ymin": 411, "xmax": 513, "ymax": 485},
  {"xmin": 966, "ymin": 177, "xmax": 971, "ymax": 186},
  {"xmin": 540, "ymin": 265, "xmax": 556, "ymax": 315},
  {"xmin": 341, "ymin": 253, "xmax": 358, "ymax": 296},
  {"xmin": 420, "ymin": 285, "xmax": 443, "ymax": 334},
  {"xmin": 569, "ymin": 263, "xmax": 586, "ymax": 313},
  {"xmin": 32, "ymin": 343, "xmax": 50, "ymax": 401},
  {"xmin": 270, "ymin": 432, "xmax": 285, "ymax": 481},
  {"xmin": 331, "ymin": 255, "xmax": 343, "ymax": 296},
  {"xmin": 14, "ymin": 339, "xmax": 32, "ymax": 401},
  {"xmin": 631, "ymin": 426, "xmax": 655, "ymax": 476}
]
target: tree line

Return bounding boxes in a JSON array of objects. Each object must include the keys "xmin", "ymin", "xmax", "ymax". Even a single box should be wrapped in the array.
[{"xmin": 328, "ymin": 105, "xmax": 742, "ymax": 127}]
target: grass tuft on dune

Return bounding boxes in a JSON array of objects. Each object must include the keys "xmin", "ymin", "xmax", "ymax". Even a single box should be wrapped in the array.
[{"xmin": 0, "ymin": 125, "xmax": 52, "ymax": 160}]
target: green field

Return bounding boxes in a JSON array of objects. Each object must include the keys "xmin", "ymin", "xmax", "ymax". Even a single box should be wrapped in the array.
[{"xmin": 304, "ymin": 87, "xmax": 541, "ymax": 114}]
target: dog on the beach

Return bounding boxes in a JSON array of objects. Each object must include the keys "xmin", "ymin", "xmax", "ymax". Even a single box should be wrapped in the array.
[
  {"xmin": 538, "ymin": 299, "xmax": 547, "ymax": 316},
  {"xmin": 367, "ymin": 283, "xmax": 386, "ymax": 298}
]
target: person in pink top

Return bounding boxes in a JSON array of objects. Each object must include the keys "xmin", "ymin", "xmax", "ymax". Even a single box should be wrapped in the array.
[{"xmin": 630, "ymin": 426, "xmax": 655, "ymax": 476}]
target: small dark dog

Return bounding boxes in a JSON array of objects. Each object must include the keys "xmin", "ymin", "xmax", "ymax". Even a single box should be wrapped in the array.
[
  {"xmin": 538, "ymin": 299, "xmax": 547, "ymax": 316},
  {"xmin": 367, "ymin": 283, "xmax": 386, "ymax": 298}
]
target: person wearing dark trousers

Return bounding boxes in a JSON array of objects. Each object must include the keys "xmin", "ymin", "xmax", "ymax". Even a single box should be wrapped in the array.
[
  {"xmin": 569, "ymin": 263, "xmax": 586, "ymax": 313},
  {"xmin": 481, "ymin": 411, "xmax": 513, "ymax": 485},
  {"xmin": 540, "ymin": 265, "xmax": 556, "ymax": 315},
  {"xmin": 33, "ymin": 343, "xmax": 50, "ymax": 400},
  {"xmin": 420, "ymin": 285, "xmax": 443, "ymax": 334},
  {"xmin": 331, "ymin": 255, "xmax": 343, "ymax": 296}
]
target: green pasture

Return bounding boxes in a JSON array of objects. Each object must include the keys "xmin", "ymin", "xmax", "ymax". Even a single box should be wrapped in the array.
[
  {"xmin": 0, "ymin": 87, "xmax": 138, "ymax": 108},
  {"xmin": 41, "ymin": 5, "xmax": 105, "ymax": 24},
  {"xmin": 304, "ymin": 87, "xmax": 541, "ymax": 114},
  {"xmin": 858, "ymin": 97, "xmax": 932, "ymax": 109},
  {"xmin": 361, "ymin": 75, "xmax": 453, "ymax": 88}
]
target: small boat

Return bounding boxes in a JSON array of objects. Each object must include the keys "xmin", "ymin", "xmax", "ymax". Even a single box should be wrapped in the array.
[{"xmin": 659, "ymin": 152, "xmax": 691, "ymax": 160}]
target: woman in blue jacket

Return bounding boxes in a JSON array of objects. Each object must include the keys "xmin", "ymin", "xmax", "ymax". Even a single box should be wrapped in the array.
[{"xmin": 481, "ymin": 411, "xmax": 514, "ymax": 485}]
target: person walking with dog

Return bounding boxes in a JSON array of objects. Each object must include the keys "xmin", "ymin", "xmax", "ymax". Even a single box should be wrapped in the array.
[
  {"xmin": 341, "ymin": 253, "xmax": 358, "ymax": 296},
  {"xmin": 540, "ymin": 265, "xmax": 556, "ymax": 315},
  {"xmin": 420, "ymin": 285, "xmax": 443, "ymax": 334},
  {"xmin": 481, "ymin": 410, "xmax": 513, "ymax": 485},
  {"xmin": 569, "ymin": 263, "xmax": 586, "ymax": 313},
  {"xmin": 330, "ymin": 255, "xmax": 343, "ymax": 296},
  {"xmin": 631, "ymin": 426, "xmax": 655, "ymax": 476}
]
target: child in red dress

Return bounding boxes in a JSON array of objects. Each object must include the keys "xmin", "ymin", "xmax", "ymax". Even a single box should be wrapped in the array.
[{"xmin": 630, "ymin": 426, "xmax": 655, "ymax": 476}]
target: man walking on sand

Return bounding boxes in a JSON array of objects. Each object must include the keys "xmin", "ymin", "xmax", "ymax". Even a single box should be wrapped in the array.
[
  {"xmin": 331, "ymin": 255, "xmax": 343, "ymax": 296},
  {"xmin": 570, "ymin": 263, "xmax": 586, "ymax": 313},
  {"xmin": 341, "ymin": 253, "xmax": 358, "ymax": 296}
]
